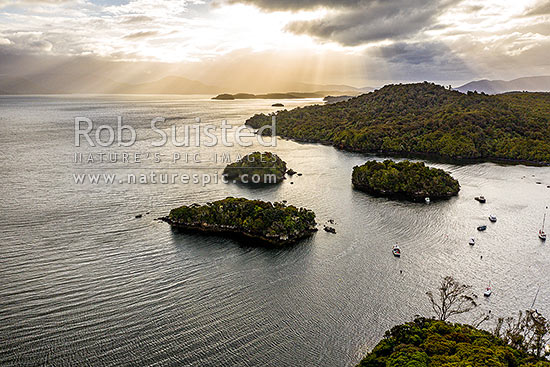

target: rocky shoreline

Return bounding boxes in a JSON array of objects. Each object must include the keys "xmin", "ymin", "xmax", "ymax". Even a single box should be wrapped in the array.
[
  {"xmin": 160, "ymin": 216, "xmax": 317, "ymax": 245},
  {"xmin": 163, "ymin": 197, "xmax": 317, "ymax": 245},
  {"xmin": 351, "ymin": 182, "xmax": 458, "ymax": 202}
]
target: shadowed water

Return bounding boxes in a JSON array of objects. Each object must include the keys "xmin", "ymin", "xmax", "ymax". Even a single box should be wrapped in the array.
[{"xmin": 1, "ymin": 95, "xmax": 549, "ymax": 366}]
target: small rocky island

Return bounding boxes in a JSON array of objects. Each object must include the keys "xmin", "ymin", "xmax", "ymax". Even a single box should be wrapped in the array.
[
  {"xmin": 352, "ymin": 160, "xmax": 460, "ymax": 201},
  {"xmin": 223, "ymin": 152, "xmax": 288, "ymax": 184},
  {"xmin": 164, "ymin": 197, "xmax": 317, "ymax": 245}
]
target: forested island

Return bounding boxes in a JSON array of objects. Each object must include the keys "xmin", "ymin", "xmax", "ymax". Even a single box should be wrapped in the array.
[
  {"xmin": 164, "ymin": 197, "xmax": 317, "ymax": 245},
  {"xmin": 246, "ymin": 82, "xmax": 550, "ymax": 164},
  {"xmin": 357, "ymin": 318, "xmax": 550, "ymax": 367},
  {"xmin": 352, "ymin": 160, "xmax": 460, "ymax": 201},
  {"xmin": 223, "ymin": 152, "xmax": 288, "ymax": 184}
]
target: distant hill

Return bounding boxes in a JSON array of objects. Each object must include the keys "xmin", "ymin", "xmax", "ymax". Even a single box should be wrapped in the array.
[
  {"xmin": 457, "ymin": 76, "xmax": 550, "ymax": 94},
  {"xmin": 0, "ymin": 77, "xmax": 53, "ymax": 94},
  {"xmin": 293, "ymin": 82, "xmax": 374, "ymax": 94},
  {"xmin": 121, "ymin": 76, "xmax": 217, "ymax": 94},
  {"xmin": 246, "ymin": 82, "xmax": 550, "ymax": 164}
]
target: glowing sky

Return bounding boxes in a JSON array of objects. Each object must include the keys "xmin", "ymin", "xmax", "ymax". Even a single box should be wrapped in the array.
[{"xmin": 0, "ymin": 0, "xmax": 549, "ymax": 87}]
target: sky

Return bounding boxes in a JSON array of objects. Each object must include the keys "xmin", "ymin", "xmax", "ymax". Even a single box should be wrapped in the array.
[{"xmin": 0, "ymin": 0, "xmax": 549, "ymax": 89}]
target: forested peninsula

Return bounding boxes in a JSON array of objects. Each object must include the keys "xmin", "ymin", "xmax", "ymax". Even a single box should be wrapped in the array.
[{"xmin": 246, "ymin": 83, "xmax": 550, "ymax": 164}]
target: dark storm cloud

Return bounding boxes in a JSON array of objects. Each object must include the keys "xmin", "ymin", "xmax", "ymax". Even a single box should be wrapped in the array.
[
  {"xmin": 380, "ymin": 42, "xmax": 451, "ymax": 65},
  {"xmin": 286, "ymin": 4, "xmax": 442, "ymax": 46},
  {"xmin": 225, "ymin": 0, "xmax": 361, "ymax": 11},
  {"xmin": 228, "ymin": 0, "xmax": 457, "ymax": 46},
  {"xmin": 370, "ymin": 41, "xmax": 474, "ymax": 81}
]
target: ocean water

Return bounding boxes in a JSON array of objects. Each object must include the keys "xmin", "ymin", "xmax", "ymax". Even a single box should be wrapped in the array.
[{"xmin": 1, "ymin": 95, "xmax": 549, "ymax": 366}]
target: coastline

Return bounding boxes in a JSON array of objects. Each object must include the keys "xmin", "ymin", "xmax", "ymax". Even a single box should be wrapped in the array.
[
  {"xmin": 159, "ymin": 216, "xmax": 318, "ymax": 246},
  {"xmin": 351, "ymin": 182, "xmax": 458, "ymax": 202},
  {"xmin": 260, "ymin": 131, "xmax": 550, "ymax": 167}
]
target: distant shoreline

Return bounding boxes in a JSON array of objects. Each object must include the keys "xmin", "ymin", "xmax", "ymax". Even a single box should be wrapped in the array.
[
  {"xmin": 212, "ymin": 92, "xmax": 350, "ymax": 100},
  {"xmin": 274, "ymin": 134, "xmax": 550, "ymax": 167}
]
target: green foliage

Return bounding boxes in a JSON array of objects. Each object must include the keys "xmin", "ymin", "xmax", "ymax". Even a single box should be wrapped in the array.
[
  {"xmin": 223, "ymin": 152, "xmax": 287, "ymax": 184},
  {"xmin": 357, "ymin": 318, "xmax": 550, "ymax": 367},
  {"xmin": 169, "ymin": 197, "xmax": 316, "ymax": 244},
  {"xmin": 246, "ymin": 82, "xmax": 550, "ymax": 163},
  {"xmin": 352, "ymin": 160, "xmax": 460, "ymax": 200}
]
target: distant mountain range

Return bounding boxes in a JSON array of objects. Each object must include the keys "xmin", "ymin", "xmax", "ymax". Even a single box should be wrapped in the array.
[
  {"xmin": 0, "ymin": 73, "xmax": 372, "ymax": 96},
  {"xmin": 0, "ymin": 74, "xmax": 218, "ymax": 95},
  {"xmin": 292, "ymin": 82, "xmax": 374, "ymax": 94},
  {"xmin": 456, "ymin": 76, "xmax": 550, "ymax": 94},
  {"xmin": 2, "ymin": 73, "xmax": 548, "ymax": 96}
]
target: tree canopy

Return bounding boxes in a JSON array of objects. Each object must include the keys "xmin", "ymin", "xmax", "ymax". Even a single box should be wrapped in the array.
[
  {"xmin": 357, "ymin": 318, "xmax": 550, "ymax": 367},
  {"xmin": 168, "ymin": 197, "xmax": 316, "ymax": 244},
  {"xmin": 246, "ymin": 83, "xmax": 550, "ymax": 164},
  {"xmin": 352, "ymin": 160, "xmax": 460, "ymax": 201},
  {"xmin": 223, "ymin": 152, "xmax": 288, "ymax": 184}
]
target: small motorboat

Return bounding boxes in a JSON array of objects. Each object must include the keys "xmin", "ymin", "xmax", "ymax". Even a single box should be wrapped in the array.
[
  {"xmin": 477, "ymin": 225, "xmax": 487, "ymax": 231},
  {"xmin": 392, "ymin": 244, "xmax": 401, "ymax": 257},
  {"xmin": 484, "ymin": 286, "xmax": 492, "ymax": 297},
  {"xmin": 425, "ymin": 197, "xmax": 430, "ymax": 204},
  {"xmin": 475, "ymin": 196, "xmax": 486, "ymax": 203},
  {"xmin": 488, "ymin": 215, "xmax": 497, "ymax": 222},
  {"xmin": 469, "ymin": 238, "xmax": 475, "ymax": 246}
]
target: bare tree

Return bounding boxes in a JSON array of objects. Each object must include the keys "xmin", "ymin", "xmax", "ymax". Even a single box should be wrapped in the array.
[
  {"xmin": 473, "ymin": 310, "xmax": 491, "ymax": 328},
  {"xmin": 426, "ymin": 276, "xmax": 478, "ymax": 321},
  {"xmin": 494, "ymin": 310, "xmax": 550, "ymax": 358}
]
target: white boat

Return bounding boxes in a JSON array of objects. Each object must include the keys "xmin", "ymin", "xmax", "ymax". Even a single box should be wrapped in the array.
[
  {"xmin": 489, "ymin": 215, "xmax": 497, "ymax": 222},
  {"xmin": 392, "ymin": 244, "xmax": 401, "ymax": 257},
  {"xmin": 469, "ymin": 238, "xmax": 475, "ymax": 246},
  {"xmin": 539, "ymin": 208, "xmax": 547, "ymax": 241},
  {"xmin": 484, "ymin": 286, "xmax": 492, "ymax": 297}
]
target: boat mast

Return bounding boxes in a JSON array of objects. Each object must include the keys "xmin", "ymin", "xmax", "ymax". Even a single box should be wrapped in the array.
[{"xmin": 543, "ymin": 207, "xmax": 547, "ymax": 231}]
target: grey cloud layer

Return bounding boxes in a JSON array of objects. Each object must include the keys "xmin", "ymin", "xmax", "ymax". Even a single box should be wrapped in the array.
[
  {"xmin": 226, "ymin": 0, "xmax": 361, "ymax": 10},
  {"xmin": 230, "ymin": 0, "xmax": 456, "ymax": 46}
]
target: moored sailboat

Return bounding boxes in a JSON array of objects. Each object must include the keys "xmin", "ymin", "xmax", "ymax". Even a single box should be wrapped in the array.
[{"xmin": 539, "ymin": 207, "xmax": 547, "ymax": 241}]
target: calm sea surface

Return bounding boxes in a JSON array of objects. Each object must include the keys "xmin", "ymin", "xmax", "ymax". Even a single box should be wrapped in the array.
[{"xmin": 1, "ymin": 95, "xmax": 549, "ymax": 366}]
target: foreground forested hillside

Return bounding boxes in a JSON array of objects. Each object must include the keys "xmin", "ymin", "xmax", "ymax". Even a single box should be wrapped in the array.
[
  {"xmin": 357, "ymin": 318, "xmax": 550, "ymax": 367},
  {"xmin": 246, "ymin": 83, "xmax": 550, "ymax": 163}
]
